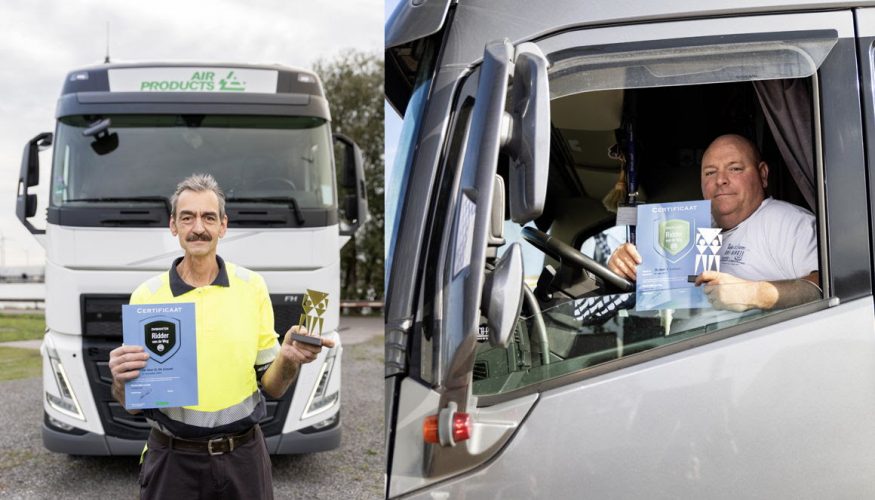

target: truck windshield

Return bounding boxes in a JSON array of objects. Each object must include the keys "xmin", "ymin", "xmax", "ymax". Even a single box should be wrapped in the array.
[{"xmin": 51, "ymin": 115, "xmax": 335, "ymax": 209}]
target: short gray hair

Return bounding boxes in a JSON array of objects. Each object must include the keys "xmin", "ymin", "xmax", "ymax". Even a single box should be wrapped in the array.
[{"xmin": 170, "ymin": 173, "xmax": 226, "ymax": 219}]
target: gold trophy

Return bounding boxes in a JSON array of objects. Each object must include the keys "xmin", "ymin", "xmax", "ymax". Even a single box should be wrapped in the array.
[{"xmin": 291, "ymin": 289, "xmax": 329, "ymax": 346}]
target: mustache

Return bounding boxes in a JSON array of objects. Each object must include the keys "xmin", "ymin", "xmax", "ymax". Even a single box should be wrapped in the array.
[{"xmin": 186, "ymin": 232, "xmax": 212, "ymax": 242}]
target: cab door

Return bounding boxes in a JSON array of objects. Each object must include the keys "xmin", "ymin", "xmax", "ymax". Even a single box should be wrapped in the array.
[{"xmin": 389, "ymin": 6, "xmax": 875, "ymax": 500}]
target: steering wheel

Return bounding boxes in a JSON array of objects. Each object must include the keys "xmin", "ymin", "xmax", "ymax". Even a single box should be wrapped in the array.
[{"xmin": 521, "ymin": 227, "xmax": 634, "ymax": 293}]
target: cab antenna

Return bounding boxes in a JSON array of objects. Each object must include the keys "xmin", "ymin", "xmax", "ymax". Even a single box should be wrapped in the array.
[{"xmin": 104, "ymin": 22, "xmax": 111, "ymax": 63}]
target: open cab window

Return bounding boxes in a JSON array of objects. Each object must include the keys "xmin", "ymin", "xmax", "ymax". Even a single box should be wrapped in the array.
[{"xmin": 471, "ymin": 29, "xmax": 835, "ymax": 402}]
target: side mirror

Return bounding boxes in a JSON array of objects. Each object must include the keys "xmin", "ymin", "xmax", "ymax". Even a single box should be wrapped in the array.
[
  {"xmin": 16, "ymin": 132, "xmax": 52, "ymax": 235},
  {"xmin": 440, "ymin": 39, "xmax": 550, "ymax": 391},
  {"xmin": 504, "ymin": 43, "xmax": 550, "ymax": 223},
  {"xmin": 481, "ymin": 243, "xmax": 524, "ymax": 347},
  {"xmin": 333, "ymin": 133, "xmax": 369, "ymax": 235},
  {"xmin": 23, "ymin": 194, "xmax": 38, "ymax": 218},
  {"xmin": 22, "ymin": 132, "xmax": 51, "ymax": 188}
]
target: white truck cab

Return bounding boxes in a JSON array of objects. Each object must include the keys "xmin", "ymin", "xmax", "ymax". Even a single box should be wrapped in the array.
[{"xmin": 18, "ymin": 62, "xmax": 367, "ymax": 455}]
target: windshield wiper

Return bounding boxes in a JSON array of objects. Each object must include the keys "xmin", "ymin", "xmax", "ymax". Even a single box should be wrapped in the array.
[
  {"xmin": 226, "ymin": 197, "xmax": 305, "ymax": 225},
  {"xmin": 64, "ymin": 196, "xmax": 170, "ymax": 216}
]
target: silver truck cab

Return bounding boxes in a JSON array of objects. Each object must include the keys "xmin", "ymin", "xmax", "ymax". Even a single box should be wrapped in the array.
[{"xmin": 386, "ymin": 1, "xmax": 875, "ymax": 497}]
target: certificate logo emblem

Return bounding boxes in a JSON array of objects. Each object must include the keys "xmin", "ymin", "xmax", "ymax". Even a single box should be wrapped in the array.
[
  {"xmin": 694, "ymin": 228, "xmax": 723, "ymax": 273},
  {"xmin": 142, "ymin": 317, "xmax": 181, "ymax": 363},
  {"xmin": 654, "ymin": 219, "xmax": 695, "ymax": 262}
]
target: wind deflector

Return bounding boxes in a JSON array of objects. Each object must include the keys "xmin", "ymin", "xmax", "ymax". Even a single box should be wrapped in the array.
[
  {"xmin": 546, "ymin": 32, "xmax": 838, "ymax": 99},
  {"xmin": 385, "ymin": 0, "xmax": 452, "ymax": 49}
]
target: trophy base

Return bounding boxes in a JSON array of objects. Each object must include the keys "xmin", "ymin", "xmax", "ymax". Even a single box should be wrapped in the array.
[{"xmin": 291, "ymin": 333, "xmax": 323, "ymax": 346}]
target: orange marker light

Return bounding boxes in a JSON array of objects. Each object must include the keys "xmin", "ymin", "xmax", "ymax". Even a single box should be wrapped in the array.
[{"xmin": 423, "ymin": 415, "xmax": 440, "ymax": 444}]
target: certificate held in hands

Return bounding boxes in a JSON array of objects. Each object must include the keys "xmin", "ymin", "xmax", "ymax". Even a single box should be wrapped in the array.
[
  {"xmin": 635, "ymin": 200, "xmax": 716, "ymax": 311},
  {"xmin": 122, "ymin": 303, "xmax": 198, "ymax": 410}
]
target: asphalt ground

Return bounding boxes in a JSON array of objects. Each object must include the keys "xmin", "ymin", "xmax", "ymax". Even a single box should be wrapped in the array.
[{"xmin": 0, "ymin": 315, "xmax": 384, "ymax": 499}]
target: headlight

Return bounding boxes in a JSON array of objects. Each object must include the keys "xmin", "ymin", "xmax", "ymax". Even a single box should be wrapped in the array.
[
  {"xmin": 45, "ymin": 345, "xmax": 85, "ymax": 421},
  {"xmin": 301, "ymin": 346, "xmax": 339, "ymax": 419}
]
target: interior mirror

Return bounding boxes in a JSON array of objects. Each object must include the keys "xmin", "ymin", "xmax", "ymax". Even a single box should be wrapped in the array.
[
  {"xmin": 83, "ymin": 118, "xmax": 119, "ymax": 156},
  {"xmin": 90, "ymin": 132, "xmax": 119, "ymax": 156}
]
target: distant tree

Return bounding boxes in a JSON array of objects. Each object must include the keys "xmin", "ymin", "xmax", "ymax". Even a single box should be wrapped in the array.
[{"xmin": 313, "ymin": 51, "xmax": 384, "ymax": 303}]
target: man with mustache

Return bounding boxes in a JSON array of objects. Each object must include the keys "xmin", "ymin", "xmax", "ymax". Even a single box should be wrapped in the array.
[
  {"xmin": 608, "ymin": 134, "xmax": 821, "ymax": 312},
  {"xmin": 108, "ymin": 173, "xmax": 331, "ymax": 499}
]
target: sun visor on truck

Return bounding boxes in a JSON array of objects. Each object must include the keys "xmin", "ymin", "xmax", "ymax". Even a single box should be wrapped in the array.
[
  {"xmin": 56, "ymin": 64, "xmax": 331, "ymax": 120},
  {"xmin": 545, "ymin": 32, "xmax": 838, "ymax": 99}
]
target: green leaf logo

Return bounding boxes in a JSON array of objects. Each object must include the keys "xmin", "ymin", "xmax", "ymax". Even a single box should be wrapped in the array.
[{"xmin": 219, "ymin": 71, "xmax": 246, "ymax": 92}]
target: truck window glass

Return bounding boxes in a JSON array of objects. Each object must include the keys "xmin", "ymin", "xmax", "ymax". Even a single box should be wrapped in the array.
[
  {"xmin": 474, "ymin": 72, "xmax": 825, "ymax": 401},
  {"xmin": 387, "ymin": 50, "xmax": 436, "ymax": 277},
  {"xmin": 50, "ymin": 115, "xmax": 335, "ymax": 209}
]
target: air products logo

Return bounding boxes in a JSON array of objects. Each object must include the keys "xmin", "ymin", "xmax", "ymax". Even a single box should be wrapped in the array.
[
  {"xmin": 108, "ymin": 67, "xmax": 279, "ymax": 93},
  {"xmin": 139, "ymin": 70, "xmax": 245, "ymax": 92},
  {"xmin": 219, "ymin": 71, "xmax": 245, "ymax": 91}
]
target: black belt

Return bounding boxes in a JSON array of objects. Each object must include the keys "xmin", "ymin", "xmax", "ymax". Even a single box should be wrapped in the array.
[{"xmin": 150, "ymin": 425, "xmax": 258, "ymax": 455}]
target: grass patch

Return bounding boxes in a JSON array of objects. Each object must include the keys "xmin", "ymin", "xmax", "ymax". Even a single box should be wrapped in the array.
[
  {"xmin": 0, "ymin": 313, "xmax": 45, "ymax": 342},
  {"xmin": 0, "ymin": 347, "xmax": 42, "ymax": 381},
  {"xmin": 0, "ymin": 449, "xmax": 37, "ymax": 470}
]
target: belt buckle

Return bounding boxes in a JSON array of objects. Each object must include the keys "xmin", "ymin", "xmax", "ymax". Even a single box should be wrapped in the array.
[{"xmin": 208, "ymin": 436, "xmax": 235, "ymax": 455}]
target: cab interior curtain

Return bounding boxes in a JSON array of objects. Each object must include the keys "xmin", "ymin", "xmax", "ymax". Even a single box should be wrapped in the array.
[{"xmin": 753, "ymin": 79, "xmax": 816, "ymax": 211}]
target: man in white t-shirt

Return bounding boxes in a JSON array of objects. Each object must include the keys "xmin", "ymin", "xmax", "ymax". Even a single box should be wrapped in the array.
[{"xmin": 608, "ymin": 134, "xmax": 821, "ymax": 312}]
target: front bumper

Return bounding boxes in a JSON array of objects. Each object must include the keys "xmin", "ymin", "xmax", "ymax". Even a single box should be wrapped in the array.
[{"xmin": 43, "ymin": 412, "xmax": 342, "ymax": 455}]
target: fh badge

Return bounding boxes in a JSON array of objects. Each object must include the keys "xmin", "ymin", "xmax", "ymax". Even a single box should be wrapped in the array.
[{"xmin": 291, "ymin": 289, "xmax": 329, "ymax": 346}]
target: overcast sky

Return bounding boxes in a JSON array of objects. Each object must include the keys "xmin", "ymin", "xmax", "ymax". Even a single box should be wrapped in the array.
[{"xmin": 0, "ymin": 0, "xmax": 382, "ymax": 266}]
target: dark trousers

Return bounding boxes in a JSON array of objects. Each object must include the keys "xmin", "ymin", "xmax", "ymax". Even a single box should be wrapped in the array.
[{"xmin": 139, "ymin": 426, "xmax": 273, "ymax": 500}]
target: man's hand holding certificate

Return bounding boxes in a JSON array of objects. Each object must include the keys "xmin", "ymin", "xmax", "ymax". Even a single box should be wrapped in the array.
[
  {"xmin": 634, "ymin": 200, "xmax": 720, "ymax": 311},
  {"xmin": 695, "ymin": 270, "xmax": 770, "ymax": 312},
  {"xmin": 117, "ymin": 303, "xmax": 198, "ymax": 410}
]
